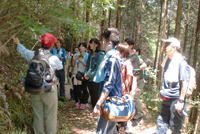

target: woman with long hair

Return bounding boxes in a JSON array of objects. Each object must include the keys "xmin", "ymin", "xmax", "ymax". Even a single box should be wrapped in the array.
[{"xmin": 84, "ymin": 38, "xmax": 104, "ymax": 111}]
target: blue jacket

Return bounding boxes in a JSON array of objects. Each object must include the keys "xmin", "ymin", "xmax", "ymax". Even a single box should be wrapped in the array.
[
  {"xmin": 50, "ymin": 47, "xmax": 66, "ymax": 70},
  {"xmin": 98, "ymin": 49, "xmax": 123, "ymax": 97},
  {"xmin": 93, "ymin": 49, "xmax": 116, "ymax": 83}
]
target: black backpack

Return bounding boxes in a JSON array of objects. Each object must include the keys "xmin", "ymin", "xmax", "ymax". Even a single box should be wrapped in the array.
[{"xmin": 24, "ymin": 50, "xmax": 55, "ymax": 95}]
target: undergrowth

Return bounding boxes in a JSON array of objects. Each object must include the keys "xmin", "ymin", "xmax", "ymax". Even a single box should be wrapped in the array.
[{"xmin": 141, "ymin": 66, "xmax": 161, "ymax": 120}]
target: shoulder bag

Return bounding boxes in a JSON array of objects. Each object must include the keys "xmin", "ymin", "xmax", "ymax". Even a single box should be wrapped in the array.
[{"xmin": 100, "ymin": 57, "xmax": 135, "ymax": 122}]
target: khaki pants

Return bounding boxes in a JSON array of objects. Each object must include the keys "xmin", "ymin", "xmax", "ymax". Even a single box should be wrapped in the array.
[{"xmin": 31, "ymin": 85, "xmax": 58, "ymax": 134}]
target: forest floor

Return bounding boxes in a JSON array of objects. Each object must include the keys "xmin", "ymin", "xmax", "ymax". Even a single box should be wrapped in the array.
[{"xmin": 56, "ymin": 85, "xmax": 172, "ymax": 134}]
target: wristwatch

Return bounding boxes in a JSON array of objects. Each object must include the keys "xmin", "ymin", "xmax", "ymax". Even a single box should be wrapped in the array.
[{"xmin": 179, "ymin": 99, "xmax": 184, "ymax": 103}]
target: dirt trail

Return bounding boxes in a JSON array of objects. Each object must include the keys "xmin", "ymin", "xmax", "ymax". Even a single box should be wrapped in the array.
[
  {"xmin": 57, "ymin": 85, "xmax": 171, "ymax": 134},
  {"xmin": 56, "ymin": 83, "xmax": 200, "ymax": 134}
]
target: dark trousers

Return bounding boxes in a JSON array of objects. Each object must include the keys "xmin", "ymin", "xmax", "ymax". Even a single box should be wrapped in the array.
[
  {"xmin": 155, "ymin": 98, "xmax": 185, "ymax": 134},
  {"xmin": 56, "ymin": 70, "xmax": 65, "ymax": 98},
  {"xmin": 87, "ymin": 82, "xmax": 100, "ymax": 108},
  {"xmin": 74, "ymin": 81, "xmax": 88, "ymax": 104}
]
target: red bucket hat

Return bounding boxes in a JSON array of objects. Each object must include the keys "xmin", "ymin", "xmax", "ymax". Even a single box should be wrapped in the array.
[{"xmin": 40, "ymin": 33, "xmax": 57, "ymax": 47}]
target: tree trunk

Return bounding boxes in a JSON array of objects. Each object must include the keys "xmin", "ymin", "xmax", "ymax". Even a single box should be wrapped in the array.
[
  {"xmin": 189, "ymin": 107, "xmax": 199, "ymax": 134},
  {"xmin": 99, "ymin": 10, "xmax": 106, "ymax": 40},
  {"xmin": 116, "ymin": 0, "xmax": 122, "ymax": 29},
  {"xmin": 70, "ymin": 31, "xmax": 74, "ymax": 53},
  {"xmin": 132, "ymin": 19, "xmax": 136, "ymax": 40},
  {"xmin": 188, "ymin": 2, "xmax": 200, "ymax": 132},
  {"xmin": 76, "ymin": 31, "xmax": 78, "ymax": 47},
  {"xmin": 85, "ymin": 0, "xmax": 92, "ymax": 45},
  {"xmin": 58, "ymin": 21, "xmax": 61, "ymax": 38},
  {"xmin": 157, "ymin": 0, "xmax": 168, "ymax": 89},
  {"xmin": 194, "ymin": 111, "xmax": 200, "ymax": 134},
  {"xmin": 166, "ymin": 0, "xmax": 171, "ymax": 38},
  {"xmin": 188, "ymin": 68, "xmax": 200, "ymax": 134},
  {"xmin": 183, "ymin": 113, "xmax": 190, "ymax": 133},
  {"xmin": 153, "ymin": 0, "xmax": 164, "ymax": 70},
  {"xmin": 81, "ymin": 8, "xmax": 85, "ymax": 42},
  {"xmin": 182, "ymin": 0, "xmax": 191, "ymax": 55},
  {"xmin": 108, "ymin": 8, "xmax": 111, "ymax": 27},
  {"xmin": 174, "ymin": 0, "xmax": 183, "ymax": 39},
  {"xmin": 187, "ymin": 25, "xmax": 195, "ymax": 65},
  {"xmin": 192, "ymin": 0, "xmax": 200, "ymax": 70},
  {"xmin": 131, "ymin": 0, "xmax": 137, "ymax": 40},
  {"xmin": 136, "ymin": 0, "xmax": 142, "ymax": 46}
]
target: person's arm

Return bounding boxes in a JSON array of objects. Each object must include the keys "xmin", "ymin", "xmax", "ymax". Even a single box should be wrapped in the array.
[
  {"xmin": 124, "ymin": 62, "xmax": 133, "ymax": 92},
  {"xmin": 12, "ymin": 36, "xmax": 34, "ymax": 62},
  {"xmin": 179, "ymin": 81, "xmax": 188, "ymax": 100},
  {"xmin": 78, "ymin": 57, "xmax": 86, "ymax": 67},
  {"xmin": 93, "ymin": 58, "xmax": 118, "ymax": 116},
  {"xmin": 49, "ymin": 56, "xmax": 63, "ymax": 70},
  {"xmin": 130, "ymin": 75, "xmax": 138, "ymax": 98},
  {"xmin": 132, "ymin": 55, "xmax": 140, "ymax": 76},
  {"xmin": 72, "ymin": 56, "xmax": 77, "ymax": 67},
  {"xmin": 84, "ymin": 54, "xmax": 90, "ymax": 80},
  {"xmin": 176, "ymin": 61, "xmax": 189, "ymax": 113},
  {"xmin": 139, "ymin": 58, "xmax": 147, "ymax": 70},
  {"xmin": 93, "ymin": 91, "xmax": 109, "ymax": 116}
]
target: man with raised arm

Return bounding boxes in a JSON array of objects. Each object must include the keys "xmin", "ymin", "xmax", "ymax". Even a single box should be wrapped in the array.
[{"xmin": 12, "ymin": 33, "xmax": 62, "ymax": 134}]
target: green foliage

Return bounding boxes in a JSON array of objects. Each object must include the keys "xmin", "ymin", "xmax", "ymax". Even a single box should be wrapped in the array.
[
  {"xmin": 57, "ymin": 127, "xmax": 71, "ymax": 134},
  {"xmin": 145, "ymin": 66, "xmax": 159, "ymax": 84},
  {"xmin": 58, "ymin": 101, "xmax": 64, "ymax": 106},
  {"xmin": 8, "ymin": 95, "xmax": 33, "ymax": 131},
  {"xmin": 189, "ymin": 93, "xmax": 200, "ymax": 109},
  {"xmin": 141, "ymin": 66, "xmax": 161, "ymax": 118}
]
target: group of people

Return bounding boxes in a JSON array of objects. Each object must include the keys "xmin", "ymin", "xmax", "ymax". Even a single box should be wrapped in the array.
[{"xmin": 12, "ymin": 27, "xmax": 189, "ymax": 134}]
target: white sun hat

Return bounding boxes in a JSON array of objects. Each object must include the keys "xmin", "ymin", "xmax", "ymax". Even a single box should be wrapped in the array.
[{"xmin": 162, "ymin": 37, "xmax": 180, "ymax": 48}]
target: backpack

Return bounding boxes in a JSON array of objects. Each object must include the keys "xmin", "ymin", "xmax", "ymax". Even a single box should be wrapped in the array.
[
  {"xmin": 186, "ymin": 65, "xmax": 196, "ymax": 96},
  {"xmin": 179, "ymin": 59, "xmax": 196, "ymax": 96},
  {"xmin": 24, "ymin": 50, "xmax": 55, "ymax": 95}
]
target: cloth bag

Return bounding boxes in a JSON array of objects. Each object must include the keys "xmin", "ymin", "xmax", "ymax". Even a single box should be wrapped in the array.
[
  {"xmin": 101, "ymin": 94, "xmax": 135, "ymax": 122},
  {"xmin": 100, "ymin": 56, "xmax": 135, "ymax": 122}
]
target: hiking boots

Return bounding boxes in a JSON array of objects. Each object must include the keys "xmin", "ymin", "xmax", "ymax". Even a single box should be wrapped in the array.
[
  {"xmin": 75, "ymin": 102, "xmax": 80, "ymax": 109},
  {"xmin": 80, "ymin": 104, "xmax": 85, "ymax": 109}
]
